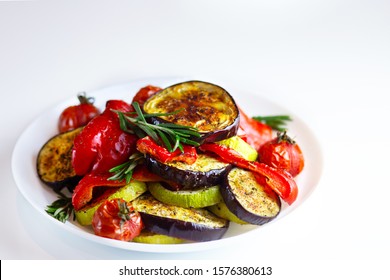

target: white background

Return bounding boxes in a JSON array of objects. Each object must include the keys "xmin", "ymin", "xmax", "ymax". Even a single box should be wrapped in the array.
[{"xmin": 1, "ymin": 0, "xmax": 389, "ymax": 278}]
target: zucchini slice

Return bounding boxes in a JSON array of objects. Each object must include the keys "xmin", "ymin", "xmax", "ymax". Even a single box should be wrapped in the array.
[
  {"xmin": 208, "ymin": 201, "xmax": 247, "ymax": 225},
  {"xmin": 36, "ymin": 127, "xmax": 83, "ymax": 192},
  {"xmin": 148, "ymin": 182, "xmax": 222, "ymax": 208},
  {"xmin": 133, "ymin": 231, "xmax": 184, "ymax": 244},
  {"xmin": 217, "ymin": 136, "xmax": 258, "ymax": 161},
  {"xmin": 143, "ymin": 81, "xmax": 240, "ymax": 144},
  {"xmin": 75, "ymin": 180, "xmax": 147, "ymax": 226},
  {"xmin": 133, "ymin": 194, "xmax": 229, "ymax": 242},
  {"xmin": 221, "ymin": 168, "xmax": 281, "ymax": 225},
  {"xmin": 145, "ymin": 153, "xmax": 232, "ymax": 189}
]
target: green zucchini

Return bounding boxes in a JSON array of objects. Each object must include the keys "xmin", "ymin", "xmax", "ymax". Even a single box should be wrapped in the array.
[
  {"xmin": 148, "ymin": 182, "xmax": 222, "ymax": 208},
  {"xmin": 133, "ymin": 231, "xmax": 184, "ymax": 244},
  {"xmin": 217, "ymin": 135, "xmax": 258, "ymax": 161},
  {"xmin": 208, "ymin": 201, "xmax": 247, "ymax": 225}
]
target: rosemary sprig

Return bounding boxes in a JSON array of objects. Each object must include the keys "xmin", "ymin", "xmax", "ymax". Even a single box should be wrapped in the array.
[
  {"xmin": 45, "ymin": 192, "xmax": 74, "ymax": 223},
  {"xmin": 114, "ymin": 102, "xmax": 201, "ymax": 153},
  {"xmin": 108, "ymin": 152, "xmax": 144, "ymax": 183},
  {"xmin": 252, "ymin": 115, "xmax": 292, "ymax": 132}
]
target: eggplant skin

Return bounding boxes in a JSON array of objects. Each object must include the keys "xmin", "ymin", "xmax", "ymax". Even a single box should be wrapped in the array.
[
  {"xmin": 143, "ymin": 80, "xmax": 240, "ymax": 144},
  {"xmin": 148, "ymin": 115, "xmax": 239, "ymax": 145},
  {"xmin": 133, "ymin": 194, "xmax": 229, "ymax": 242},
  {"xmin": 140, "ymin": 213, "xmax": 229, "ymax": 242},
  {"xmin": 145, "ymin": 154, "xmax": 233, "ymax": 189},
  {"xmin": 221, "ymin": 168, "xmax": 281, "ymax": 226},
  {"xmin": 36, "ymin": 127, "xmax": 83, "ymax": 192}
]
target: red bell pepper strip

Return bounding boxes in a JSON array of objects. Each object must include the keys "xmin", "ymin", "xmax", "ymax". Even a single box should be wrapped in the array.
[
  {"xmin": 72, "ymin": 173, "xmax": 126, "ymax": 210},
  {"xmin": 199, "ymin": 143, "xmax": 298, "ymax": 205},
  {"xmin": 238, "ymin": 106, "xmax": 273, "ymax": 151},
  {"xmin": 132, "ymin": 164, "xmax": 164, "ymax": 182},
  {"xmin": 136, "ymin": 136, "xmax": 198, "ymax": 164},
  {"xmin": 72, "ymin": 100, "xmax": 138, "ymax": 176}
]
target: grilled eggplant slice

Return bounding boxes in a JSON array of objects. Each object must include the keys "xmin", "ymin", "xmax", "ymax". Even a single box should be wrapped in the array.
[
  {"xmin": 221, "ymin": 168, "xmax": 281, "ymax": 225},
  {"xmin": 145, "ymin": 153, "xmax": 232, "ymax": 189},
  {"xmin": 143, "ymin": 81, "xmax": 240, "ymax": 144},
  {"xmin": 36, "ymin": 127, "xmax": 83, "ymax": 192},
  {"xmin": 133, "ymin": 194, "xmax": 229, "ymax": 242},
  {"xmin": 148, "ymin": 182, "xmax": 222, "ymax": 208}
]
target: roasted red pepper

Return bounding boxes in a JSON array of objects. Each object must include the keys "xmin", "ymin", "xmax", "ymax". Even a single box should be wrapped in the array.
[
  {"xmin": 72, "ymin": 173, "xmax": 126, "ymax": 210},
  {"xmin": 136, "ymin": 136, "xmax": 198, "ymax": 164},
  {"xmin": 238, "ymin": 106, "xmax": 273, "ymax": 151},
  {"xmin": 72, "ymin": 100, "xmax": 138, "ymax": 176},
  {"xmin": 131, "ymin": 164, "xmax": 164, "ymax": 182},
  {"xmin": 200, "ymin": 142, "xmax": 298, "ymax": 205}
]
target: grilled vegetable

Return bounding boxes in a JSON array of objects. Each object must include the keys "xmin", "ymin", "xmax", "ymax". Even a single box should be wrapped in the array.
[
  {"xmin": 144, "ymin": 153, "xmax": 232, "ymax": 189},
  {"xmin": 200, "ymin": 142, "xmax": 298, "ymax": 205},
  {"xmin": 133, "ymin": 194, "xmax": 229, "ymax": 242},
  {"xmin": 148, "ymin": 182, "xmax": 222, "ymax": 208},
  {"xmin": 92, "ymin": 198, "xmax": 143, "ymax": 242},
  {"xmin": 143, "ymin": 81, "xmax": 240, "ymax": 144},
  {"xmin": 220, "ymin": 168, "xmax": 281, "ymax": 225},
  {"xmin": 37, "ymin": 127, "xmax": 83, "ymax": 192},
  {"xmin": 75, "ymin": 180, "xmax": 147, "ymax": 226},
  {"xmin": 208, "ymin": 201, "xmax": 247, "ymax": 225},
  {"xmin": 217, "ymin": 135, "xmax": 258, "ymax": 161},
  {"xmin": 132, "ymin": 230, "xmax": 184, "ymax": 244}
]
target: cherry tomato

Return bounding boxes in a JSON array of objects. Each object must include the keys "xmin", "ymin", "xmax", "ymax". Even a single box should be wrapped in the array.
[
  {"xmin": 258, "ymin": 131, "xmax": 304, "ymax": 177},
  {"xmin": 131, "ymin": 85, "xmax": 162, "ymax": 108},
  {"xmin": 92, "ymin": 198, "xmax": 143, "ymax": 241},
  {"xmin": 58, "ymin": 93, "xmax": 100, "ymax": 133}
]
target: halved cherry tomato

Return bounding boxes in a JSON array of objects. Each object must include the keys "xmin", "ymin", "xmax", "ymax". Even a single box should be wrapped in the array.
[
  {"xmin": 58, "ymin": 93, "xmax": 100, "ymax": 133},
  {"xmin": 200, "ymin": 142, "xmax": 298, "ymax": 205},
  {"xmin": 131, "ymin": 85, "xmax": 162, "ymax": 108},
  {"xmin": 92, "ymin": 198, "xmax": 143, "ymax": 241},
  {"xmin": 258, "ymin": 131, "xmax": 304, "ymax": 177},
  {"xmin": 238, "ymin": 106, "xmax": 273, "ymax": 151}
]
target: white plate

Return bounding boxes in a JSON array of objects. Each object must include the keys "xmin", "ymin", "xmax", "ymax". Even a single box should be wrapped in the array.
[{"xmin": 12, "ymin": 77, "xmax": 323, "ymax": 253}]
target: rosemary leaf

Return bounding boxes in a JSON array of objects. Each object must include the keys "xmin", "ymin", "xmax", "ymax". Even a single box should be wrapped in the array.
[
  {"xmin": 252, "ymin": 115, "xmax": 292, "ymax": 131},
  {"xmin": 112, "ymin": 101, "xmax": 201, "ymax": 152}
]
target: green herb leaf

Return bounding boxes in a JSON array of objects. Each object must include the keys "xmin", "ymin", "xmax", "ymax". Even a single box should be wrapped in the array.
[
  {"xmin": 112, "ymin": 101, "xmax": 201, "ymax": 152},
  {"xmin": 108, "ymin": 152, "xmax": 144, "ymax": 183},
  {"xmin": 45, "ymin": 193, "xmax": 74, "ymax": 223},
  {"xmin": 252, "ymin": 115, "xmax": 292, "ymax": 131}
]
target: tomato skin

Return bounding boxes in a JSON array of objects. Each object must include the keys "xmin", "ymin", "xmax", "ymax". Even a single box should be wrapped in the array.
[
  {"xmin": 258, "ymin": 132, "xmax": 304, "ymax": 177},
  {"xmin": 92, "ymin": 198, "xmax": 143, "ymax": 241},
  {"xmin": 58, "ymin": 94, "xmax": 100, "ymax": 133},
  {"xmin": 131, "ymin": 85, "xmax": 162, "ymax": 108}
]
